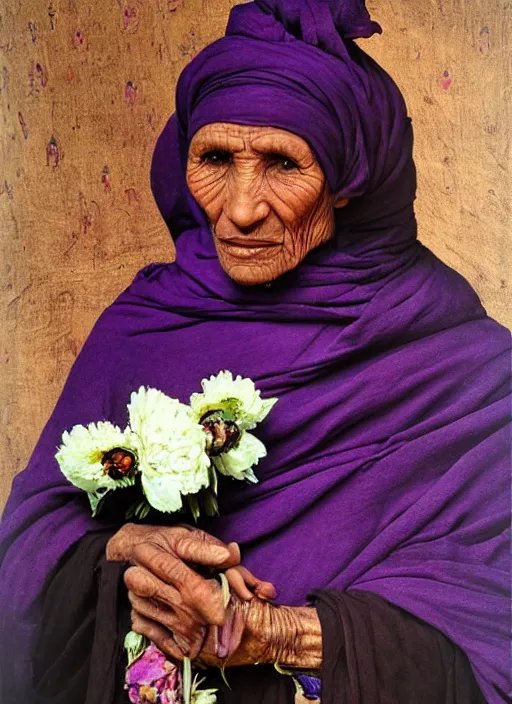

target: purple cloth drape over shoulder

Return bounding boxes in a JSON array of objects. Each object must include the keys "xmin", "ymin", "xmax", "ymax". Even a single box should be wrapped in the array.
[{"xmin": 1, "ymin": 1, "xmax": 510, "ymax": 701}]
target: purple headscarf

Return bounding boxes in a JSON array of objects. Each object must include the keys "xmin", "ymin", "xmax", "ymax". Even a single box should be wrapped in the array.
[{"xmin": 1, "ymin": 1, "xmax": 510, "ymax": 701}]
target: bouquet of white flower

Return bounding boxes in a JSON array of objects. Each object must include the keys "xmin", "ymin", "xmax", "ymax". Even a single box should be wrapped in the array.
[
  {"xmin": 56, "ymin": 371, "xmax": 277, "ymax": 704},
  {"xmin": 56, "ymin": 370, "xmax": 277, "ymax": 522}
]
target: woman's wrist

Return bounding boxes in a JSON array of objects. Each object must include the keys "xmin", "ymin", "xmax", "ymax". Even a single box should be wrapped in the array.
[
  {"xmin": 267, "ymin": 605, "xmax": 322, "ymax": 671},
  {"xmin": 229, "ymin": 600, "xmax": 322, "ymax": 670}
]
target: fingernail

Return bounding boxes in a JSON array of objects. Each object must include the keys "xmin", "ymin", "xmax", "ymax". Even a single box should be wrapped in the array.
[
  {"xmin": 213, "ymin": 546, "xmax": 230, "ymax": 561},
  {"xmin": 226, "ymin": 542, "xmax": 241, "ymax": 562},
  {"xmin": 173, "ymin": 633, "xmax": 190, "ymax": 655}
]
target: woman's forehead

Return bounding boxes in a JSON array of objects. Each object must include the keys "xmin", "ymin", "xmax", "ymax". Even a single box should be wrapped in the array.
[{"xmin": 189, "ymin": 122, "xmax": 314, "ymax": 157}]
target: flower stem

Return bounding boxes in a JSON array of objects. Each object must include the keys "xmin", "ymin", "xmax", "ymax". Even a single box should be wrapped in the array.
[{"xmin": 183, "ymin": 656, "xmax": 192, "ymax": 704}]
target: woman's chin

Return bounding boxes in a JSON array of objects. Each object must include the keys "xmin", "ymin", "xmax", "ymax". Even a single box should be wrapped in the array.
[
  {"xmin": 219, "ymin": 257, "xmax": 286, "ymax": 286},
  {"xmin": 222, "ymin": 261, "xmax": 280, "ymax": 287}
]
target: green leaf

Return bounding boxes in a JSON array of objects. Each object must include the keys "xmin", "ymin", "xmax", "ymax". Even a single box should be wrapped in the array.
[
  {"xmin": 220, "ymin": 665, "xmax": 231, "ymax": 690},
  {"xmin": 124, "ymin": 630, "xmax": 148, "ymax": 668},
  {"xmin": 208, "ymin": 462, "xmax": 218, "ymax": 495},
  {"xmin": 88, "ymin": 490, "xmax": 109, "ymax": 517},
  {"xmin": 203, "ymin": 489, "xmax": 219, "ymax": 517},
  {"xmin": 125, "ymin": 502, "xmax": 137, "ymax": 520},
  {"xmin": 125, "ymin": 499, "xmax": 151, "ymax": 521},
  {"xmin": 135, "ymin": 500, "xmax": 151, "ymax": 520},
  {"xmin": 186, "ymin": 494, "xmax": 201, "ymax": 522}
]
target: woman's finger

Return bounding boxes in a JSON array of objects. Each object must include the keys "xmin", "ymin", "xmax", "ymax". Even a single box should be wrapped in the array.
[
  {"xmin": 225, "ymin": 567, "xmax": 254, "ymax": 601},
  {"xmin": 124, "ymin": 566, "xmax": 206, "ymax": 622},
  {"xmin": 106, "ymin": 524, "xmax": 236, "ymax": 567},
  {"xmin": 130, "ymin": 544, "xmax": 226, "ymax": 625},
  {"xmin": 128, "ymin": 591, "xmax": 206, "ymax": 652},
  {"xmin": 130, "ymin": 610, "xmax": 184, "ymax": 662},
  {"xmin": 125, "ymin": 565, "xmax": 182, "ymax": 605},
  {"xmin": 226, "ymin": 565, "xmax": 277, "ymax": 601},
  {"xmin": 173, "ymin": 529, "xmax": 241, "ymax": 569}
]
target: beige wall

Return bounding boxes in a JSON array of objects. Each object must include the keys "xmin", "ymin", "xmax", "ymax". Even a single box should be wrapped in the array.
[{"xmin": 0, "ymin": 0, "xmax": 510, "ymax": 508}]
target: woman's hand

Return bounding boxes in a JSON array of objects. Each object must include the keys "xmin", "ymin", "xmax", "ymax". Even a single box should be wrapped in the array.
[
  {"xmin": 106, "ymin": 523, "xmax": 276, "ymax": 660},
  {"xmin": 130, "ymin": 588, "xmax": 322, "ymax": 671}
]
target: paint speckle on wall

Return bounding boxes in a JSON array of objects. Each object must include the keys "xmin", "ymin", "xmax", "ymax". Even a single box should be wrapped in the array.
[
  {"xmin": 0, "ymin": 181, "xmax": 14, "ymax": 200},
  {"xmin": 440, "ymin": 70, "xmax": 452, "ymax": 91},
  {"xmin": 479, "ymin": 27, "xmax": 491, "ymax": 55},
  {"xmin": 0, "ymin": 39, "xmax": 13, "ymax": 53},
  {"xmin": 124, "ymin": 80, "xmax": 138, "ymax": 106},
  {"xmin": 18, "ymin": 111, "xmax": 28, "ymax": 139},
  {"xmin": 73, "ymin": 30, "xmax": 86, "ymax": 49},
  {"xmin": 76, "ymin": 192, "xmax": 100, "ymax": 245},
  {"xmin": 28, "ymin": 63, "xmax": 48, "ymax": 96},
  {"xmin": 28, "ymin": 22, "xmax": 38, "ymax": 43},
  {"xmin": 168, "ymin": 0, "xmax": 184, "ymax": 11},
  {"xmin": 178, "ymin": 28, "xmax": 198, "ymax": 58},
  {"xmin": 82, "ymin": 214, "xmax": 92, "ymax": 234},
  {"xmin": 46, "ymin": 135, "xmax": 60, "ymax": 167},
  {"xmin": 1, "ymin": 66, "xmax": 8, "ymax": 92},
  {"xmin": 123, "ymin": 7, "xmax": 139, "ymax": 32},
  {"xmin": 102, "ymin": 166, "xmax": 112, "ymax": 192},
  {"xmin": 125, "ymin": 187, "xmax": 139, "ymax": 204},
  {"xmin": 146, "ymin": 107, "xmax": 156, "ymax": 129},
  {"xmin": 48, "ymin": 4, "xmax": 57, "ymax": 31}
]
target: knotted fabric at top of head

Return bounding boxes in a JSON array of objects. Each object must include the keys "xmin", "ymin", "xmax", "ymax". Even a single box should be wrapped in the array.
[
  {"xmin": 172, "ymin": 0, "xmax": 416, "ymax": 242},
  {"xmin": 228, "ymin": 0, "xmax": 382, "ymax": 57}
]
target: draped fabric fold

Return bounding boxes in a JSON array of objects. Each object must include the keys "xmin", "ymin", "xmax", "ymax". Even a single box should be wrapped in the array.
[
  {"xmin": 1, "ymin": 0, "xmax": 510, "ymax": 701},
  {"xmin": 33, "ymin": 530, "xmax": 128, "ymax": 704},
  {"xmin": 313, "ymin": 589, "xmax": 486, "ymax": 704}
]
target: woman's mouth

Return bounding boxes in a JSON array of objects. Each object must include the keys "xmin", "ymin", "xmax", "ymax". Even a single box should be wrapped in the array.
[{"xmin": 218, "ymin": 237, "xmax": 282, "ymax": 248}]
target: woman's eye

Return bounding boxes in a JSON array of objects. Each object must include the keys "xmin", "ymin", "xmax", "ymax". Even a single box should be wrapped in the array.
[
  {"xmin": 200, "ymin": 150, "xmax": 231, "ymax": 166},
  {"xmin": 268, "ymin": 153, "xmax": 299, "ymax": 171}
]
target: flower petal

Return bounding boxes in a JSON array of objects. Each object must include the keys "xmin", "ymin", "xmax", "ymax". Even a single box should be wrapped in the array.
[
  {"xmin": 213, "ymin": 432, "xmax": 265, "ymax": 482},
  {"xmin": 141, "ymin": 472, "xmax": 184, "ymax": 513}
]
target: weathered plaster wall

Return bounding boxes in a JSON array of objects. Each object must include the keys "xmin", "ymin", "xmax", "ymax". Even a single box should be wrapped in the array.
[{"xmin": 0, "ymin": 1, "xmax": 510, "ymax": 507}]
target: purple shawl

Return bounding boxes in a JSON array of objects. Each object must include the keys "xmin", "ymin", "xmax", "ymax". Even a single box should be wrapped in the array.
[{"xmin": 1, "ymin": 1, "xmax": 510, "ymax": 701}]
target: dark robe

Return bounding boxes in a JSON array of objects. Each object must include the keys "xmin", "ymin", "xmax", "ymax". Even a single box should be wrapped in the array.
[{"xmin": 32, "ymin": 531, "xmax": 486, "ymax": 704}]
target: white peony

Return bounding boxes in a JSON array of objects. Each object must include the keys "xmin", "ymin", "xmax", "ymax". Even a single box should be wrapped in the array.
[
  {"xmin": 212, "ymin": 431, "xmax": 266, "ymax": 483},
  {"xmin": 190, "ymin": 370, "xmax": 278, "ymax": 430},
  {"xmin": 192, "ymin": 689, "xmax": 217, "ymax": 704},
  {"xmin": 56, "ymin": 421, "xmax": 138, "ymax": 493},
  {"xmin": 128, "ymin": 387, "xmax": 211, "ymax": 513},
  {"xmin": 191, "ymin": 674, "xmax": 217, "ymax": 704}
]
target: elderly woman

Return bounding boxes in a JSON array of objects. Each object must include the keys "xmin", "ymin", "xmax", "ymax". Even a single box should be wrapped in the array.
[{"xmin": 0, "ymin": 1, "xmax": 510, "ymax": 703}]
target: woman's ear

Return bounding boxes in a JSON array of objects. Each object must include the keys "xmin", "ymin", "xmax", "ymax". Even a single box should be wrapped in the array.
[{"xmin": 334, "ymin": 196, "xmax": 349, "ymax": 209}]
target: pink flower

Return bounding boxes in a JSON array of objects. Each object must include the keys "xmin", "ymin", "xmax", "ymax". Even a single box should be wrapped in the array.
[{"xmin": 125, "ymin": 643, "xmax": 182, "ymax": 704}]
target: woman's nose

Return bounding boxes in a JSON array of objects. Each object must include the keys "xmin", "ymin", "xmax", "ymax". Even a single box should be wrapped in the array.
[{"xmin": 224, "ymin": 176, "xmax": 270, "ymax": 233}]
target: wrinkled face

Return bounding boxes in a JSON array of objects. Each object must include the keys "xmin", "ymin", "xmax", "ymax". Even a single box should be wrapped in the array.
[{"xmin": 186, "ymin": 123, "xmax": 347, "ymax": 285}]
